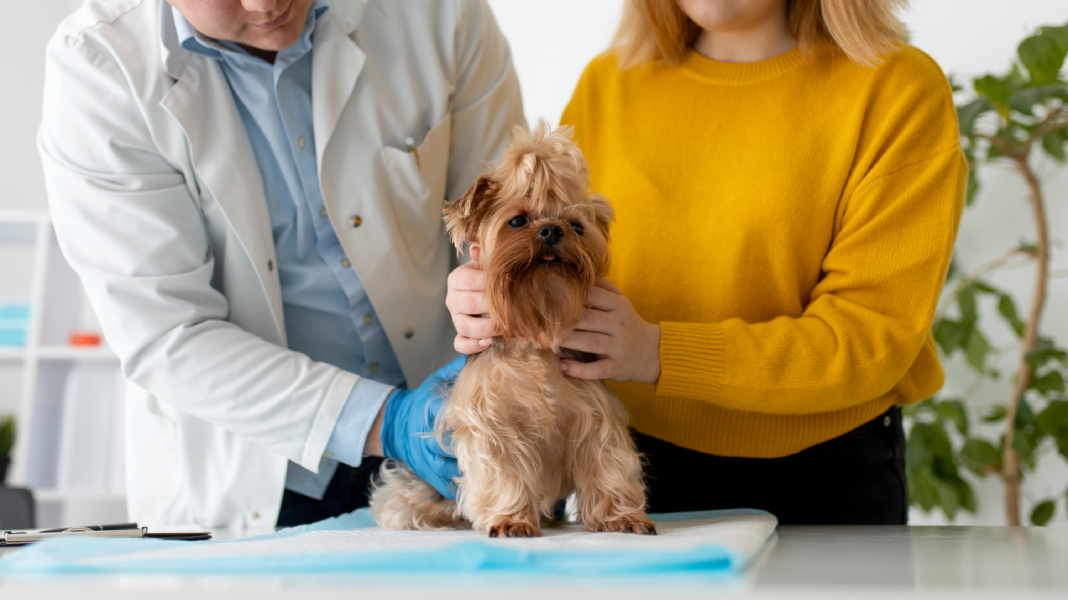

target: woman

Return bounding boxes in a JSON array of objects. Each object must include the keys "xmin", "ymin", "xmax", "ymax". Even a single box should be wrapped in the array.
[{"xmin": 448, "ymin": 0, "xmax": 965, "ymax": 524}]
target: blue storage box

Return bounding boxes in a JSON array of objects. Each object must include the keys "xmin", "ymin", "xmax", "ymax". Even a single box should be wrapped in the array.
[{"xmin": 0, "ymin": 301, "xmax": 30, "ymax": 346}]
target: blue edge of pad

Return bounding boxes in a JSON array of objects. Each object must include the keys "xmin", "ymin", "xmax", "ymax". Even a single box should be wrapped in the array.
[{"xmin": 0, "ymin": 508, "xmax": 772, "ymax": 575}]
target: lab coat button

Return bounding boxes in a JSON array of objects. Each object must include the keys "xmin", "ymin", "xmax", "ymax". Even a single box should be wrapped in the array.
[
  {"xmin": 298, "ymin": 136, "xmax": 306, "ymax": 149},
  {"xmin": 350, "ymin": 215, "xmax": 362, "ymax": 228},
  {"xmin": 363, "ymin": 314, "xmax": 373, "ymax": 325},
  {"xmin": 251, "ymin": 511, "xmax": 260, "ymax": 520},
  {"xmin": 319, "ymin": 207, "xmax": 328, "ymax": 218},
  {"xmin": 404, "ymin": 327, "xmax": 415, "ymax": 339},
  {"xmin": 369, "ymin": 363, "xmax": 379, "ymax": 374},
  {"xmin": 340, "ymin": 258, "xmax": 351, "ymax": 268},
  {"xmin": 883, "ymin": 415, "xmax": 891, "ymax": 427},
  {"xmin": 267, "ymin": 259, "xmax": 274, "ymax": 272}
]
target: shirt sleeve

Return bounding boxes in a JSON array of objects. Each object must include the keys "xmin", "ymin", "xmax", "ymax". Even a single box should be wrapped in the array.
[{"xmin": 323, "ymin": 378, "xmax": 395, "ymax": 466}]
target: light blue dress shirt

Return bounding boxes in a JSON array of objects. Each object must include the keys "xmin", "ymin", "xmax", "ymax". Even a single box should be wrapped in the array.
[{"xmin": 172, "ymin": 2, "xmax": 406, "ymax": 499}]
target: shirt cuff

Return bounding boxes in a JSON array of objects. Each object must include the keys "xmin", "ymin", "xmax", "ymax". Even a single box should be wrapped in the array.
[{"xmin": 323, "ymin": 377, "xmax": 395, "ymax": 468}]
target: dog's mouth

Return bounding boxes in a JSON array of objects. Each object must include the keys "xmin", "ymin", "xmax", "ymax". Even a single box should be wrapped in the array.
[{"xmin": 538, "ymin": 253, "xmax": 561, "ymax": 264}]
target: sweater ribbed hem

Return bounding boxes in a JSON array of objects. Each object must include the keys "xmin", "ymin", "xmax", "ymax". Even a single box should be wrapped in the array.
[
  {"xmin": 657, "ymin": 322, "xmax": 725, "ymax": 400},
  {"xmin": 609, "ymin": 380, "xmax": 900, "ymax": 458}
]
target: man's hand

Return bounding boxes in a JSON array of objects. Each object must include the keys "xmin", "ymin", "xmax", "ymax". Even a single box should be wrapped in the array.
[
  {"xmin": 560, "ymin": 278, "xmax": 662, "ymax": 385},
  {"xmin": 446, "ymin": 245, "xmax": 497, "ymax": 354},
  {"xmin": 377, "ymin": 356, "xmax": 466, "ymax": 498}
]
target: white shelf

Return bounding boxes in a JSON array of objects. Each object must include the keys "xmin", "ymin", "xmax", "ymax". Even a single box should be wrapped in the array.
[
  {"xmin": 2, "ymin": 210, "xmax": 128, "ymax": 526},
  {"xmin": 0, "ymin": 346, "xmax": 26, "ymax": 360},
  {"xmin": 36, "ymin": 345, "xmax": 118, "ymax": 361}
]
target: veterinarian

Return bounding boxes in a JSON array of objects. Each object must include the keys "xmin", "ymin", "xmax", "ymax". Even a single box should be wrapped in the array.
[
  {"xmin": 448, "ymin": 0, "xmax": 965, "ymax": 524},
  {"xmin": 38, "ymin": 0, "xmax": 524, "ymax": 527}
]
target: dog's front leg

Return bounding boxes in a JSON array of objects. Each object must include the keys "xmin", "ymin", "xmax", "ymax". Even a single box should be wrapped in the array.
[
  {"xmin": 569, "ymin": 384, "xmax": 656, "ymax": 535},
  {"xmin": 455, "ymin": 431, "xmax": 545, "ymax": 538}
]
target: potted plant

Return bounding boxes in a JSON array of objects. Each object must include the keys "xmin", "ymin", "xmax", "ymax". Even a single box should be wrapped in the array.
[
  {"xmin": 904, "ymin": 22, "xmax": 1068, "ymax": 526},
  {"xmin": 0, "ymin": 414, "xmax": 14, "ymax": 485}
]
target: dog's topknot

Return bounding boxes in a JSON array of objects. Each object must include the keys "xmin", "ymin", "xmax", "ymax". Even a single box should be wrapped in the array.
[{"xmin": 494, "ymin": 119, "xmax": 590, "ymax": 213}]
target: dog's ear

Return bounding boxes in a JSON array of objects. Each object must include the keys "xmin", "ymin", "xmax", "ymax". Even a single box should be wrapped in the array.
[
  {"xmin": 590, "ymin": 193, "xmax": 614, "ymax": 241},
  {"xmin": 443, "ymin": 175, "xmax": 496, "ymax": 252}
]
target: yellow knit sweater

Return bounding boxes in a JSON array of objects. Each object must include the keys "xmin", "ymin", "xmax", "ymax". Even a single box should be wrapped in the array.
[{"xmin": 561, "ymin": 44, "xmax": 967, "ymax": 458}]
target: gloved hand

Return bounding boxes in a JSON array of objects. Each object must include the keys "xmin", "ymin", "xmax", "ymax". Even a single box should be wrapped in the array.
[{"xmin": 381, "ymin": 356, "xmax": 466, "ymax": 499}]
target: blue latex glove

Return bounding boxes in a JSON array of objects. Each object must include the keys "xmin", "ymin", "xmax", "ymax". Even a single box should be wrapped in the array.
[{"xmin": 381, "ymin": 356, "xmax": 466, "ymax": 499}]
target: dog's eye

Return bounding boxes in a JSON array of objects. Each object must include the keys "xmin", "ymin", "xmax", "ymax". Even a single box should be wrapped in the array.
[
  {"xmin": 509, "ymin": 216, "xmax": 528, "ymax": 228},
  {"xmin": 568, "ymin": 222, "xmax": 585, "ymax": 236}
]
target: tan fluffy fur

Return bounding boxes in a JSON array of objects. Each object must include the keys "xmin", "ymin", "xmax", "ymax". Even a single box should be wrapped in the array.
[{"xmin": 369, "ymin": 121, "xmax": 654, "ymax": 537}]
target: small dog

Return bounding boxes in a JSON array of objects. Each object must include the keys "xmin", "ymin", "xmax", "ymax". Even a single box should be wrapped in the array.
[{"xmin": 370, "ymin": 121, "xmax": 655, "ymax": 538}]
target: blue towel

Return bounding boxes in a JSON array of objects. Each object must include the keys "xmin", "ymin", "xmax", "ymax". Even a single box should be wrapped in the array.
[{"xmin": 0, "ymin": 508, "xmax": 775, "ymax": 575}]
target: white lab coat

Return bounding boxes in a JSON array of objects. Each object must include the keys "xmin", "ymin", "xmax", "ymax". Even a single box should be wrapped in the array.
[{"xmin": 38, "ymin": 0, "xmax": 524, "ymax": 527}]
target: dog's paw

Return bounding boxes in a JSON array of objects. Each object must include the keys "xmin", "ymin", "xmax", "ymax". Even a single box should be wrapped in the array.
[
  {"xmin": 593, "ymin": 514, "xmax": 657, "ymax": 535},
  {"xmin": 487, "ymin": 521, "xmax": 542, "ymax": 538}
]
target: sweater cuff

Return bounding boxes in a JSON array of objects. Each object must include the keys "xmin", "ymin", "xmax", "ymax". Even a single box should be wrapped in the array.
[{"xmin": 655, "ymin": 322, "xmax": 726, "ymax": 400}]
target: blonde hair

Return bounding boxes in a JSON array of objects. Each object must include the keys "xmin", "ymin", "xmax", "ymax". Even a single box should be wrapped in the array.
[{"xmin": 611, "ymin": 0, "xmax": 908, "ymax": 69}]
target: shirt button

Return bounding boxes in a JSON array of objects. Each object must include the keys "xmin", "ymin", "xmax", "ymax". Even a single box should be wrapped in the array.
[
  {"xmin": 350, "ymin": 215, "xmax": 363, "ymax": 228},
  {"xmin": 319, "ymin": 207, "xmax": 328, "ymax": 218},
  {"xmin": 369, "ymin": 363, "xmax": 379, "ymax": 374},
  {"xmin": 363, "ymin": 314, "xmax": 373, "ymax": 325},
  {"xmin": 404, "ymin": 327, "xmax": 415, "ymax": 339},
  {"xmin": 298, "ymin": 136, "xmax": 307, "ymax": 149},
  {"xmin": 340, "ymin": 258, "xmax": 351, "ymax": 269},
  {"xmin": 251, "ymin": 511, "xmax": 260, "ymax": 520},
  {"xmin": 267, "ymin": 259, "xmax": 274, "ymax": 272}
]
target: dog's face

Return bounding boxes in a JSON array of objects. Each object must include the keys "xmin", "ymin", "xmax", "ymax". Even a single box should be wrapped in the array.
[{"xmin": 444, "ymin": 122, "xmax": 614, "ymax": 349}]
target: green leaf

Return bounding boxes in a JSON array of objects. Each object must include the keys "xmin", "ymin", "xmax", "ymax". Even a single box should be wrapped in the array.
[
  {"xmin": 974, "ymin": 75, "xmax": 1013, "ymax": 105},
  {"xmin": 966, "ymin": 168, "xmax": 981, "ymax": 205},
  {"xmin": 908, "ymin": 467, "xmax": 939, "ymax": 512},
  {"xmin": 1031, "ymin": 500, "xmax": 1056, "ymax": 526},
  {"xmin": 961, "ymin": 438, "xmax": 1001, "ymax": 475},
  {"xmin": 983, "ymin": 405, "xmax": 1007, "ymax": 422},
  {"xmin": 1042, "ymin": 128, "xmax": 1068, "ymax": 162},
  {"xmin": 997, "ymin": 294, "xmax": 1026, "ymax": 337},
  {"xmin": 1030, "ymin": 370, "xmax": 1066, "ymax": 395},
  {"xmin": 936, "ymin": 399, "xmax": 970, "ymax": 436},
  {"xmin": 1018, "ymin": 26, "xmax": 1068, "ymax": 85},
  {"xmin": 936, "ymin": 479, "xmax": 961, "ymax": 520},
  {"xmin": 956, "ymin": 478, "xmax": 977, "ymax": 513},
  {"xmin": 907, "ymin": 423, "xmax": 934, "ymax": 472},
  {"xmin": 964, "ymin": 328, "xmax": 991, "ymax": 372},
  {"xmin": 1027, "ymin": 339, "xmax": 1068, "ymax": 370},
  {"xmin": 957, "ymin": 98, "xmax": 991, "ymax": 136},
  {"xmin": 934, "ymin": 319, "xmax": 966, "ymax": 356},
  {"xmin": 958, "ymin": 286, "xmax": 979, "ymax": 323}
]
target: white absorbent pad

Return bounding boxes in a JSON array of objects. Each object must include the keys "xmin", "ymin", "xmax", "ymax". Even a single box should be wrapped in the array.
[{"xmin": 0, "ymin": 508, "xmax": 777, "ymax": 575}]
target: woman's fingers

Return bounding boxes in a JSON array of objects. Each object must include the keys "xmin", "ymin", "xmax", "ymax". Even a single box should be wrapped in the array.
[
  {"xmin": 448, "ymin": 289, "xmax": 490, "ymax": 318},
  {"xmin": 573, "ymin": 307, "xmax": 612, "ymax": 335},
  {"xmin": 454, "ymin": 313, "xmax": 496, "ymax": 340},
  {"xmin": 454, "ymin": 333, "xmax": 490, "ymax": 355},
  {"xmin": 447, "ymin": 261, "xmax": 487, "ymax": 295},
  {"xmin": 594, "ymin": 276, "xmax": 622, "ymax": 295},
  {"xmin": 559, "ymin": 358, "xmax": 613, "ymax": 380},
  {"xmin": 586, "ymin": 285, "xmax": 622, "ymax": 312},
  {"xmin": 561, "ymin": 329, "xmax": 614, "ymax": 355}
]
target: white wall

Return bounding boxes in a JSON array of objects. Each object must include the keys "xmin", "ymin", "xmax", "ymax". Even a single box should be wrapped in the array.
[{"xmin": 0, "ymin": 0, "xmax": 1064, "ymax": 525}]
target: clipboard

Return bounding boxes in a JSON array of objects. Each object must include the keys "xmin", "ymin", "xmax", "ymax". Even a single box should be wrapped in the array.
[{"xmin": 2, "ymin": 523, "xmax": 211, "ymax": 546}]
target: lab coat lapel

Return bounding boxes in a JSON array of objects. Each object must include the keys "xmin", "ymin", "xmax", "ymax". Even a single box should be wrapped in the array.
[
  {"xmin": 311, "ymin": 5, "xmax": 366, "ymax": 170},
  {"xmin": 159, "ymin": 59, "xmax": 287, "ymax": 343}
]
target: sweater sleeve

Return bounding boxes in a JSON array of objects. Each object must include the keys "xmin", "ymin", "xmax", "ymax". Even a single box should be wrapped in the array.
[{"xmin": 656, "ymin": 65, "xmax": 967, "ymax": 415}]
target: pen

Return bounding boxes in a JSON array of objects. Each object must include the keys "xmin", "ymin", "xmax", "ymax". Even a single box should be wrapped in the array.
[{"xmin": 39, "ymin": 522, "xmax": 139, "ymax": 533}]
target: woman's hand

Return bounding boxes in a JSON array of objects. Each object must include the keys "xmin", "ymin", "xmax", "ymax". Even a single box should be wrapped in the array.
[
  {"xmin": 446, "ymin": 245, "xmax": 497, "ymax": 354},
  {"xmin": 560, "ymin": 278, "xmax": 662, "ymax": 384}
]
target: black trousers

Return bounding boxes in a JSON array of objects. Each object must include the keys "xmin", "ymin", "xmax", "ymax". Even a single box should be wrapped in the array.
[
  {"xmin": 277, "ymin": 408, "xmax": 906, "ymax": 528},
  {"xmin": 633, "ymin": 407, "xmax": 908, "ymax": 525},
  {"xmin": 276, "ymin": 457, "xmax": 384, "ymax": 528}
]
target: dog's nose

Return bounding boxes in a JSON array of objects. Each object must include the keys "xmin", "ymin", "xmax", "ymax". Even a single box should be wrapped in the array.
[{"xmin": 539, "ymin": 224, "xmax": 564, "ymax": 245}]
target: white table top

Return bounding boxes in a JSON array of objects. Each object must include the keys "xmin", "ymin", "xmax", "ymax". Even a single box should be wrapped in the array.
[{"xmin": 2, "ymin": 525, "xmax": 1066, "ymax": 598}]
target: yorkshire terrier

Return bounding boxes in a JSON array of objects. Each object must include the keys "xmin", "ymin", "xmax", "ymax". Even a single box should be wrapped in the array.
[{"xmin": 370, "ymin": 121, "xmax": 655, "ymax": 538}]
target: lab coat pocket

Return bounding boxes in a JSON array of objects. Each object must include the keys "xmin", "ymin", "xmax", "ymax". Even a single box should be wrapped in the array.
[{"xmin": 382, "ymin": 115, "xmax": 451, "ymax": 268}]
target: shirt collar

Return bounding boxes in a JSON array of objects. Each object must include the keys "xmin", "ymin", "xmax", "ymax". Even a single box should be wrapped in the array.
[{"xmin": 172, "ymin": 0, "xmax": 330, "ymax": 64}]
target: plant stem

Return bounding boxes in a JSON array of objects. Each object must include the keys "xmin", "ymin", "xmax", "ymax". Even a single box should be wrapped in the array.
[{"xmin": 1002, "ymin": 150, "xmax": 1050, "ymax": 527}]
